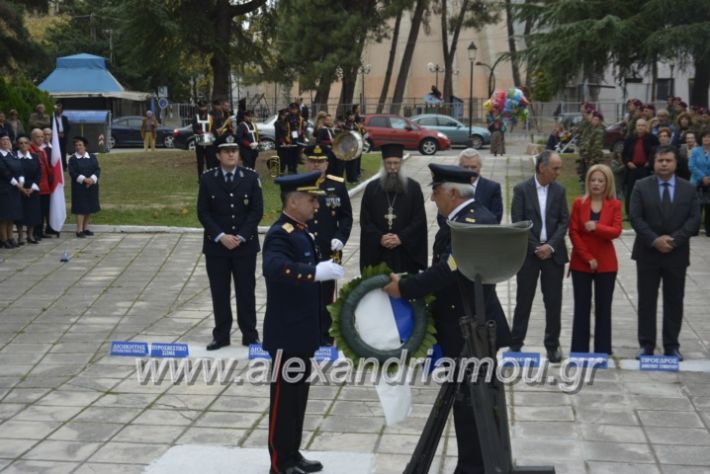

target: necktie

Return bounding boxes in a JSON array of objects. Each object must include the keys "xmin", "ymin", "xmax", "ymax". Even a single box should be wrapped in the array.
[
  {"xmin": 661, "ymin": 182, "xmax": 671, "ymax": 216},
  {"xmin": 226, "ymin": 172, "xmax": 233, "ymax": 184}
]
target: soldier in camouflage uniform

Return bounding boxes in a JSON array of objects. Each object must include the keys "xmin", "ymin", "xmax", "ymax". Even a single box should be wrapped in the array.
[{"xmin": 578, "ymin": 111, "xmax": 606, "ymax": 189}]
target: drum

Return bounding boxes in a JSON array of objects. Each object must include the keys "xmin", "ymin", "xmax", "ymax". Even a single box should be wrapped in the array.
[{"xmin": 196, "ymin": 132, "xmax": 215, "ymax": 147}]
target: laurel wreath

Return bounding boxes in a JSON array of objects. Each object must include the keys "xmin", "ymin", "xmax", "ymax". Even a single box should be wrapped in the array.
[{"xmin": 328, "ymin": 263, "xmax": 437, "ymax": 364}]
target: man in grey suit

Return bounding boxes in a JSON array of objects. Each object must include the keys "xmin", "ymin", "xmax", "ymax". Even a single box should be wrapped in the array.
[
  {"xmin": 510, "ymin": 151, "xmax": 569, "ymax": 362},
  {"xmin": 630, "ymin": 145, "xmax": 700, "ymax": 361}
]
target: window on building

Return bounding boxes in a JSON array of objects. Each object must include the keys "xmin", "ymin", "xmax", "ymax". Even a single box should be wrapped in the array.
[{"xmin": 656, "ymin": 78, "xmax": 673, "ymax": 101}]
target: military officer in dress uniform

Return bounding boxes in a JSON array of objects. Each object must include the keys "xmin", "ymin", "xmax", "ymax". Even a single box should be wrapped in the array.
[
  {"xmin": 384, "ymin": 163, "xmax": 512, "ymax": 474},
  {"xmin": 197, "ymin": 133, "xmax": 264, "ymax": 350},
  {"xmin": 263, "ymin": 171, "xmax": 344, "ymax": 474},
  {"xmin": 236, "ymin": 109, "xmax": 260, "ymax": 169},
  {"xmin": 303, "ymin": 145, "xmax": 353, "ymax": 345}
]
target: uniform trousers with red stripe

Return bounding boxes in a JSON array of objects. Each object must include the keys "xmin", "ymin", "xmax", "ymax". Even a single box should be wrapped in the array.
[{"xmin": 268, "ymin": 352, "xmax": 312, "ymax": 472}]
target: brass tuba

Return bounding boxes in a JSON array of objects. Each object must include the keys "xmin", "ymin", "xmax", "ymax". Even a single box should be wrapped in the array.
[
  {"xmin": 332, "ymin": 130, "xmax": 364, "ymax": 161},
  {"xmin": 266, "ymin": 154, "xmax": 281, "ymax": 178}
]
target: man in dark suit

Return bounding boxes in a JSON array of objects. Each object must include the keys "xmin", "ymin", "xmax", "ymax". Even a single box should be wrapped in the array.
[
  {"xmin": 510, "ymin": 150, "xmax": 569, "ymax": 362},
  {"xmin": 630, "ymin": 145, "xmax": 700, "ymax": 361},
  {"xmin": 263, "ymin": 171, "xmax": 344, "ymax": 474},
  {"xmin": 458, "ymin": 148, "xmax": 503, "ymax": 223},
  {"xmin": 197, "ymin": 133, "xmax": 264, "ymax": 350},
  {"xmin": 383, "ymin": 163, "xmax": 510, "ymax": 474}
]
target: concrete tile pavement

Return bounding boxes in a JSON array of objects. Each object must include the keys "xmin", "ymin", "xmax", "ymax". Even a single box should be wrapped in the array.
[{"xmin": 0, "ymin": 144, "xmax": 710, "ymax": 472}]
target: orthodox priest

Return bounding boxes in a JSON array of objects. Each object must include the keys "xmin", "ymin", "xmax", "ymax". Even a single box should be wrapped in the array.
[{"xmin": 359, "ymin": 143, "xmax": 427, "ymax": 274}]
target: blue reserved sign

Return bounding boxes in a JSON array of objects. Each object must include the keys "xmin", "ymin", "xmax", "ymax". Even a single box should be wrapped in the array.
[
  {"xmin": 111, "ymin": 341, "xmax": 149, "ymax": 357},
  {"xmin": 501, "ymin": 351, "xmax": 540, "ymax": 368},
  {"xmin": 150, "ymin": 343, "xmax": 189, "ymax": 358},
  {"xmin": 640, "ymin": 355, "xmax": 679, "ymax": 372},
  {"xmin": 247, "ymin": 344, "xmax": 339, "ymax": 361},
  {"xmin": 249, "ymin": 344, "xmax": 271, "ymax": 360},
  {"xmin": 568, "ymin": 352, "xmax": 609, "ymax": 369},
  {"xmin": 314, "ymin": 346, "xmax": 338, "ymax": 362}
]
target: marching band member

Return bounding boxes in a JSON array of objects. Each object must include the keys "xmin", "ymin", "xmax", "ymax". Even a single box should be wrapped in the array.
[
  {"xmin": 236, "ymin": 110, "xmax": 260, "ymax": 169},
  {"xmin": 192, "ymin": 100, "xmax": 216, "ymax": 178}
]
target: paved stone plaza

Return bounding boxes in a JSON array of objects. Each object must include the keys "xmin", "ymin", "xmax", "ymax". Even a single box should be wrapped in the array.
[{"xmin": 1, "ymin": 145, "xmax": 710, "ymax": 473}]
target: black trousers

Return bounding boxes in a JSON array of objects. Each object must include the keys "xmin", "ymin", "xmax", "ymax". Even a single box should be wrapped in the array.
[
  {"xmin": 624, "ymin": 166, "xmax": 650, "ymax": 215},
  {"xmin": 637, "ymin": 260, "xmax": 686, "ymax": 350},
  {"xmin": 279, "ymin": 147, "xmax": 299, "ymax": 174},
  {"xmin": 195, "ymin": 146, "xmax": 207, "ymax": 178},
  {"xmin": 344, "ymin": 155, "xmax": 360, "ymax": 182},
  {"xmin": 570, "ymin": 270, "xmax": 616, "ymax": 354},
  {"xmin": 206, "ymin": 146, "xmax": 218, "ymax": 170},
  {"xmin": 205, "ymin": 253, "xmax": 258, "ymax": 343},
  {"xmin": 511, "ymin": 254, "xmax": 564, "ymax": 350},
  {"xmin": 38, "ymin": 194, "xmax": 50, "ymax": 235},
  {"xmin": 269, "ymin": 353, "xmax": 311, "ymax": 472},
  {"xmin": 241, "ymin": 148, "xmax": 258, "ymax": 169}
]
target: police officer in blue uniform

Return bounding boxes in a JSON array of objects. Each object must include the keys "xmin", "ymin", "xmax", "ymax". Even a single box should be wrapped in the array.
[
  {"xmin": 262, "ymin": 171, "xmax": 344, "ymax": 474},
  {"xmin": 197, "ymin": 133, "xmax": 264, "ymax": 351},
  {"xmin": 384, "ymin": 163, "xmax": 512, "ymax": 474},
  {"xmin": 303, "ymin": 145, "xmax": 353, "ymax": 345}
]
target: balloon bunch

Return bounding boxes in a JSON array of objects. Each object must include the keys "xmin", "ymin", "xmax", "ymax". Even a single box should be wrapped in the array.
[{"xmin": 483, "ymin": 88, "xmax": 530, "ymax": 124}]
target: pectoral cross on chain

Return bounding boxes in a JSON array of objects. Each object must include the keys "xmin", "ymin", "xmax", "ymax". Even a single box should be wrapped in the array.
[{"xmin": 385, "ymin": 206, "xmax": 397, "ymax": 230}]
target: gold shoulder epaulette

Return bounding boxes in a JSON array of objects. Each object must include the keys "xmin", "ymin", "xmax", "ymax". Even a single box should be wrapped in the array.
[
  {"xmin": 203, "ymin": 167, "xmax": 217, "ymax": 174},
  {"xmin": 447, "ymin": 255, "xmax": 457, "ymax": 271},
  {"xmin": 327, "ymin": 174, "xmax": 345, "ymax": 183},
  {"xmin": 465, "ymin": 217, "xmax": 477, "ymax": 223},
  {"xmin": 282, "ymin": 222, "xmax": 294, "ymax": 233}
]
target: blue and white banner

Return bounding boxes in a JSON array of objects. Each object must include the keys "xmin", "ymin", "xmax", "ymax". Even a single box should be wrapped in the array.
[{"xmin": 354, "ymin": 288, "xmax": 414, "ymax": 350}]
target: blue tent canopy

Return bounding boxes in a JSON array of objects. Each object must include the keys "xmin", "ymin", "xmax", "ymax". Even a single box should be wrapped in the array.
[{"xmin": 38, "ymin": 53, "xmax": 149, "ymax": 101}]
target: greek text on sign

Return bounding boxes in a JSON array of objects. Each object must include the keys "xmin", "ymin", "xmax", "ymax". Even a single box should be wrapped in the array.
[
  {"xmin": 500, "ymin": 351, "xmax": 540, "ymax": 368},
  {"xmin": 568, "ymin": 352, "xmax": 609, "ymax": 369},
  {"xmin": 150, "ymin": 343, "xmax": 189, "ymax": 358},
  {"xmin": 639, "ymin": 355, "xmax": 679, "ymax": 372},
  {"xmin": 111, "ymin": 341, "xmax": 149, "ymax": 357}
]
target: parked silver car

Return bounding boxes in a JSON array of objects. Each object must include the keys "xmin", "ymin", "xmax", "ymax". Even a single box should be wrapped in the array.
[{"xmin": 256, "ymin": 114, "xmax": 315, "ymax": 150}]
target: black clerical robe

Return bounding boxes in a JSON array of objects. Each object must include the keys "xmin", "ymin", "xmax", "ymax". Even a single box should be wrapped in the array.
[{"xmin": 359, "ymin": 177, "xmax": 427, "ymax": 274}]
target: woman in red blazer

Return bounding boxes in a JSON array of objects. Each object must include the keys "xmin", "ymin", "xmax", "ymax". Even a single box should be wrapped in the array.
[{"xmin": 569, "ymin": 164, "xmax": 622, "ymax": 354}]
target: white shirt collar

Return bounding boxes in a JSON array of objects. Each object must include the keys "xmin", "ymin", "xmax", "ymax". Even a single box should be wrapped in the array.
[
  {"xmin": 75, "ymin": 152, "xmax": 90, "ymax": 159},
  {"xmin": 448, "ymin": 198, "xmax": 476, "ymax": 221},
  {"xmin": 18, "ymin": 151, "xmax": 32, "ymax": 159},
  {"xmin": 534, "ymin": 175, "xmax": 548, "ymax": 190}
]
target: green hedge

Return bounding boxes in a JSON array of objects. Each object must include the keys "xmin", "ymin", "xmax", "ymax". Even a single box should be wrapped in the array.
[{"xmin": 0, "ymin": 77, "xmax": 54, "ymax": 125}]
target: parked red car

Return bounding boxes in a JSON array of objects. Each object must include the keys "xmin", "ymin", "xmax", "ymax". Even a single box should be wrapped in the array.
[{"xmin": 362, "ymin": 114, "xmax": 451, "ymax": 155}]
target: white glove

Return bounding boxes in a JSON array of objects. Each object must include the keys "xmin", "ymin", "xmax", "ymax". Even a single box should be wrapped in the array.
[
  {"xmin": 315, "ymin": 260, "xmax": 345, "ymax": 281},
  {"xmin": 250, "ymin": 142, "xmax": 259, "ymax": 150},
  {"xmin": 330, "ymin": 239, "xmax": 344, "ymax": 252}
]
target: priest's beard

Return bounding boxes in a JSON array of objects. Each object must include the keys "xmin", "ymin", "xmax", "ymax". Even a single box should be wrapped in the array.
[{"xmin": 379, "ymin": 168, "xmax": 407, "ymax": 194}]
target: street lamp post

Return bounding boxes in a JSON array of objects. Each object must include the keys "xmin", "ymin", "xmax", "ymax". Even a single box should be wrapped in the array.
[
  {"xmin": 467, "ymin": 41, "xmax": 477, "ymax": 142},
  {"xmin": 476, "ymin": 55, "xmax": 507, "ymax": 97},
  {"xmin": 358, "ymin": 64, "xmax": 371, "ymax": 113},
  {"xmin": 427, "ymin": 63, "xmax": 444, "ymax": 90}
]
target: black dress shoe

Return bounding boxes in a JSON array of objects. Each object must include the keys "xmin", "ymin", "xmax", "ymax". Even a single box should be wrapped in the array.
[
  {"xmin": 635, "ymin": 347, "xmax": 654, "ymax": 360},
  {"xmin": 45, "ymin": 228, "xmax": 60, "ymax": 236},
  {"xmin": 547, "ymin": 348, "xmax": 562, "ymax": 363},
  {"xmin": 665, "ymin": 348, "xmax": 684, "ymax": 361},
  {"xmin": 270, "ymin": 466, "xmax": 307, "ymax": 474},
  {"xmin": 242, "ymin": 338, "xmax": 261, "ymax": 347},
  {"xmin": 295, "ymin": 453, "xmax": 323, "ymax": 473},
  {"xmin": 75, "ymin": 232, "xmax": 85, "ymax": 238},
  {"xmin": 206, "ymin": 340, "xmax": 230, "ymax": 351},
  {"xmin": 83, "ymin": 229, "xmax": 94, "ymax": 236},
  {"xmin": 27, "ymin": 238, "xmax": 39, "ymax": 244}
]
